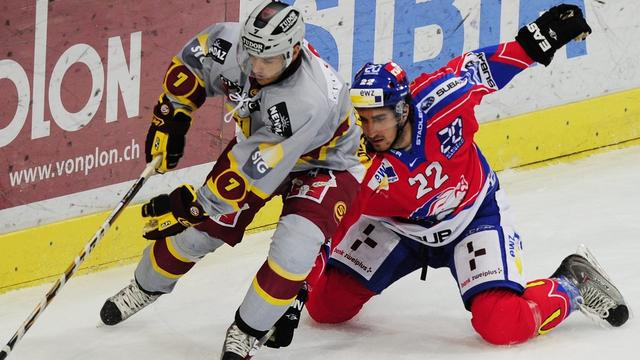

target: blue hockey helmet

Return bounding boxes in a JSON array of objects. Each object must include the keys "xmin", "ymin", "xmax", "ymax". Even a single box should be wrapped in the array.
[{"xmin": 350, "ymin": 61, "xmax": 409, "ymax": 116}]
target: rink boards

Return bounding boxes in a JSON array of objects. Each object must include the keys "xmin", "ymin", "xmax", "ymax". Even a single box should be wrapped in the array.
[{"xmin": 2, "ymin": 88, "xmax": 638, "ymax": 293}]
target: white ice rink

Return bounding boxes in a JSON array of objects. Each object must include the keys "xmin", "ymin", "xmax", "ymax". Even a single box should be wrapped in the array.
[{"xmin": 1, "ymin": 146, "xmax": 639, "ymax": 360}]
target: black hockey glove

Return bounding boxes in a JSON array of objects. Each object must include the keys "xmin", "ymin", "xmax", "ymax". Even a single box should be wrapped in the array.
[
  {"xmin": 515, "ymin": 4, "xmax": 592, "ymax": 66},
  {"xmin": 144, "ymin": 94, "xmax": 192, "ymax": 173},
  {"xmin": 142, "ymin": 184, "xmax": 208, "ymax": 240},
  {"xmin": 264, "ymin": 283, "xmax": 308, "ymax": 349}
]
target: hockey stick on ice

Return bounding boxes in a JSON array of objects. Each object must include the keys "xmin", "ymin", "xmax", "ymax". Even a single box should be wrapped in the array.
[{"xmin": 0, "ymin": 156, "xmax": 161, "ymax": 360}]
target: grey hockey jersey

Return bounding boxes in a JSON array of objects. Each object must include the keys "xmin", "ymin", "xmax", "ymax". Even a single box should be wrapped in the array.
[{"xmin": 162, "ymin": 22, "xmax": 368, "ymax": 215}]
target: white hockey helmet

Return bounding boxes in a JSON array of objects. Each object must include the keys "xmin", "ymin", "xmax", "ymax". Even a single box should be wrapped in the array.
[{"xmin": 240, "ymin": 0, "xmax": 305, "ymax": 68}]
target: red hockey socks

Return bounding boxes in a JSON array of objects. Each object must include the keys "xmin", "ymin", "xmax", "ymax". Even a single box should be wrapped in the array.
[
  {"xmin": 306, "ymin": 265, "xmax": 376, "ymax": 324},
  {"xmin": 471, "ymin": 278, "xmax": 577, "ymax": 345}
]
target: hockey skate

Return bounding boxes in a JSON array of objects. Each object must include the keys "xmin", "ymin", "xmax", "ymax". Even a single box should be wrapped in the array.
[
  {"xmin": 220, "ymin": 323, "xmax": 269, "ymax": 360},
  {"xmin": 100, "ymin": 279, "xmax": 161, "ymax": 326},
  {"xmin": 552, "ymin": 245, "xmax": 630, "ymax": 327}
]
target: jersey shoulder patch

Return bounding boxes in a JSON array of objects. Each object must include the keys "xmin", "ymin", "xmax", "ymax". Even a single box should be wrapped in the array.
[
  {"xmin": 181, "ymin": 33, "xmax": 210, "ymax": 70},
  {"xmin": 208, "ymin": 37, "xmax": 232, "ymax": 65},
  {"xmin": 265, "ymin": 102, "xmax": 293, "ymax": 137}
]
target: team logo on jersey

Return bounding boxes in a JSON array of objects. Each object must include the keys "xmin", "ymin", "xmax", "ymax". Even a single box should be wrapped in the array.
[
  {"xmin": 267, "ymin": 102, "xmax": 292, "ymax": 137},
  {"xmin": 412, "ymin": 175, "xmax": 468, "ymax": 221},
  {"xmin": 288, "ymin": 170, "xmax": 337, "ymax": 204},
  {"xmin": 208, "ymin": 38, "xmax": 232, "ymax": 64},
  {"xmin": 463, "ymin": 52, "xmax": 497, "ymax": 89},
  {"xmin": 437, "ymin": 117, "xmax": 465, "ymax": 159}
]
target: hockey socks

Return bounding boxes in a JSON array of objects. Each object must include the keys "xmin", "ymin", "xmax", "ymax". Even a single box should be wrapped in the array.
[{"xmin": 471, "ymin": 278, "xmax": 576, "ymax": 345}]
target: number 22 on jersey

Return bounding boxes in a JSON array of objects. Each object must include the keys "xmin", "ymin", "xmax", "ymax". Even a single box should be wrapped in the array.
[{"xmin": 408, "ymin": 161, "xmax": 448, "ymax": 199}]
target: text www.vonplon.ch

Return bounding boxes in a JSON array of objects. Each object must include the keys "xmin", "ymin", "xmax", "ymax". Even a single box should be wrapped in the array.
[{"xmin": 9, "ymin": 139, "xmax": 140, "ymax": 187}]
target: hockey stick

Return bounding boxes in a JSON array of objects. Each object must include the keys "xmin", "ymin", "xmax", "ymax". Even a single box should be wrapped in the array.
[{"xmin": 0, "ymin": 156, "xmax": 161, "ymax": 360}]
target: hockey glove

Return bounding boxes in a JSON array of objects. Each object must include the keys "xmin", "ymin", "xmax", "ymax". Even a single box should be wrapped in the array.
[
  {"xmin": 265, "ymin": 283, "xmax": 308, "ymax": 349},
  {"xmin": 142, "ymin": 184, "xmax": 208, "ymax": 240},
  {"xmin": 144, "ymin": 95, "xmax": 192, "ymax": 173},
  {"xmin": 515, "ymin": 4, "xmax": 592, "ymax": 66}
]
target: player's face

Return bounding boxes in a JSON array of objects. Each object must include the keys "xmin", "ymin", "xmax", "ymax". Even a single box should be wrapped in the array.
[
  {"xmin": 250, "ymin": 54, "xmax": 287, "ymax": 85},
  {"xmin": 357, "ymin": 107, "xmax": 401, "ymax": 152}
]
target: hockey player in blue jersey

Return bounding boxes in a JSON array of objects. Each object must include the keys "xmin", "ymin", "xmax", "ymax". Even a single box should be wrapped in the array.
[{"xmin": 266, "ymin": 4, "xmax": 630, "ymax": 350}]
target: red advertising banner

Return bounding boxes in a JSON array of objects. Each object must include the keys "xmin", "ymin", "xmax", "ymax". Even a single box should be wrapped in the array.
[{"xmin": 0, "ymin": 0, "xmax": 239, "ymax": 210}]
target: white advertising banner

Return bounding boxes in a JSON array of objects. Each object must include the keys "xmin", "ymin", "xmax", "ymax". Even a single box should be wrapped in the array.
[
  {"xmin": 2, "ymin": 0, "xmax": 638, "ymax": 233},
  {"xmin": 242, "ymin": 0, "xmax": 640, "ymax": 120}
]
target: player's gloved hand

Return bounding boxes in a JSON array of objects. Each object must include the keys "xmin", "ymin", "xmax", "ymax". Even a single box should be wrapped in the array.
[
  {"xmin": 142, "ymin": 184, "xmax": 208, "ymax": 240},
  {"xmin": 264, "ymin": 283, "xmax": 308, "ymax": 349},
  {"xmin": 144, "ymin": 95, "xmax": 192, "ymax": 173},
  {"xmin": 516, "ymin": 4, "xmax": 592, "ymax": 66}
]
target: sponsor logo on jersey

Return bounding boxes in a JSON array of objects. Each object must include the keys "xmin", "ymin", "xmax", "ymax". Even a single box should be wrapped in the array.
[
  {"xmin": 334, "ymin": 201, "xmax": 347, "ymax": 222},
  {"xmin": 267, "ymin": 102, "xmax": 292, "ymax": 137},
  {"xmin": 416, "ymin": 77, "xmax": 468, "ymax": 116},
  {"xmin": 508, "ymin": 232, "xmax": 524, "ymax": 275},
  {"xmin": 367, "ymin": 158, "xmax": 398, "ymax": 191},
  {"xmin": 243, "ymin": 147, "xmax": 271, "ymax": 179},
  {"xmin": 276, "ymin": 10, "xmax": 299, "ymax": 34},
  {"xmin": 219, "ymin": 75, "xmax": 242, "ymax": 96},
  {"xmin": 242, "ymin": 36, "xmax": 265, "ymax": 54},
  {"xmin": 182, "ymin": 38, "xmax": 206, "ymax": 69},
  {"xmin": 418, "ymin": 229, "xmax": 453, "ymax": 245},
  {"xmin": 332, "ymin": 248, "xmax": 373, "ymax": 274},
  {"xmin": 208, "ymin": 38, "xmax": 232, "ymax": 64},
  {"xmin": 436, "ymin": 78, "xmax": 463, "ymax": 96},
  {"xmin": 420, "ymin": 96, "xmax": 435, "ymax": 112},
  {"xmin": 437, "ymin": 117, "xmax": 465, "ymax": 159},
  {"xmin": 476, "ymin": 52, "xmax": 497, "ymax": 88},
  {"xmin": 415, "ymin": 111, "xmax": 426, "ymax": 146}
]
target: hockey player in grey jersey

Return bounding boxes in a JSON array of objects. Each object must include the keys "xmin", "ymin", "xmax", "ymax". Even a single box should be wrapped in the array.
[{"xmin": 99, "ymin": 1, "xmax": 368, "ymax": 358}]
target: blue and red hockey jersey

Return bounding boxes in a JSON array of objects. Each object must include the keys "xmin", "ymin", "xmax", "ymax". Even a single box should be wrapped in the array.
[{"xmin": 335, "ymin": 41, "xmax": 535, "ymax": 247}]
